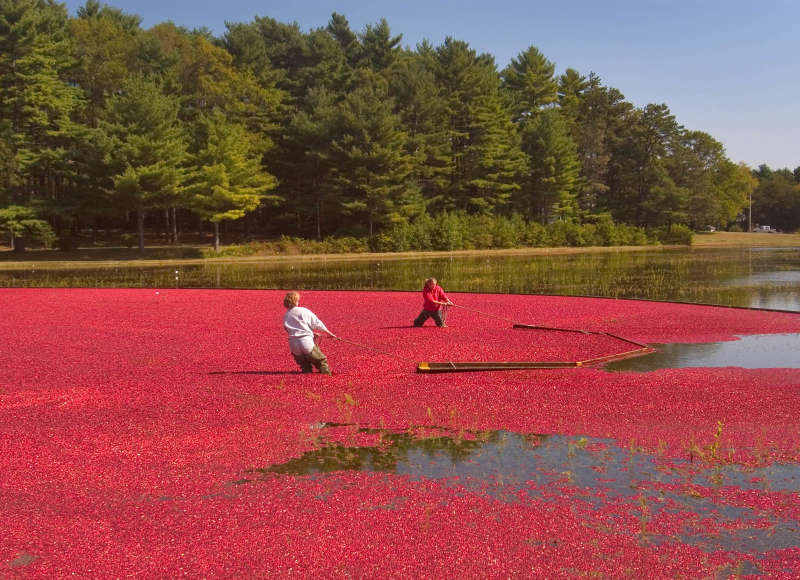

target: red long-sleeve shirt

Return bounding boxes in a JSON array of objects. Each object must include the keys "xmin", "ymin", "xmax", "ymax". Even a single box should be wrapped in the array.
[{"xmin": 422, "ymin": 285, "xmax": 449, "ymax": 312}]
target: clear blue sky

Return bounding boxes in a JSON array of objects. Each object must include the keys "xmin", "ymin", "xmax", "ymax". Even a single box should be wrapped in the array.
[{"xmin": 64, "ymin": 0, "xmax": 799, "ymax": 170}]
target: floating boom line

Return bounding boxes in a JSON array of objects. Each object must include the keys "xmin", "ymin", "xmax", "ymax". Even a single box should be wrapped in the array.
[
  {"xmin": 415, "ymin": 319, "xmax": 654, "ymax": 373},
  {"xmin": 333, "ymin": 302, "xmax": 655, "ymax": 374}
]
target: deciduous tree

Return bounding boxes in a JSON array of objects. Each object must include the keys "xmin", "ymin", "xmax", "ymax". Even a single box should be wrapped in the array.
[
  {"xmin": 186, "ymin": 109, "xmax": 279, "ymax": 251},
  {"xmin": 0, "ymin": 204, "xmax": 54, "ymax": 251}
]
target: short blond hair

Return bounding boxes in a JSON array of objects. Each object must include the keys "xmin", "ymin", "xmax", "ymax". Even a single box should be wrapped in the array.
[{"xmin": 283, "ymin": 291, "xmax": 300, "ymax": 308}]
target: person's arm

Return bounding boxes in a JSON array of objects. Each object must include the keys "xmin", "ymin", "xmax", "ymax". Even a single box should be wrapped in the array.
[
  {"xmin": 437, "ymin": 287, "xmax": 454, "ymax": 305},
  {"xmin": 310, "ymin": 311, "xmax": 336, "ymax": 338}
]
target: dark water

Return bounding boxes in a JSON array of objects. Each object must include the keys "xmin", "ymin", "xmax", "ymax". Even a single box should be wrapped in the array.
[
  {"xmin": 2, "ymin": 247, "xmax": 800, "ymax": 311},
  {"xmin": 607, "ymin": 333, "xmax": 800, "ymax": 372},
  {"xmin": 243, "ymin": 425, "xmax": 800, "ymax": 555}
]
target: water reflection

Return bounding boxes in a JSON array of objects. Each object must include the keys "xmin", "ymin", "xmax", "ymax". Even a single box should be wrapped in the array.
[
  {"xmin": 726, "ymin": 271, "xmax": 800, "ymax": 285},
  {"xmin": 606, "ymin": 333, "xmax": 800, "ymax": 372},
  {"xmin": 723, "ymin": 269, "xmax": 800, "ymax": 311},
  {"xmin": 245, "ymin": 425, "xmax": 800, "ymax": 554}
]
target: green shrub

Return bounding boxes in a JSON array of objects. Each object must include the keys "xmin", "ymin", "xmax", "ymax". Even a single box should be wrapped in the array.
[
  {"xmin": 629, "ymin": 227, "xmax": 650, "ymax": 245},
  {"xmin": 492, "ymin": 215, "xmax": 518, "ymax": 248},
  {"xmin": 431, "ymin": 211, "xmax": 466, "ymax": 251},
  {"xmin": 120, "ymin": 233, "xmax": 136, "ymax": 249},
  {"xmin": 321, "ymin": 236, "xmax": 368, "ymax": 253},
  {"xmin": 593, "ymin": 215, "xmax": 620, "ymax": 246},
  {"xmin": 464, "ymin": 214, "xmax": 494, "ymax": 249},
  {"xmin": 198, "ymin": 213, "xmax": 668, "ymax": 258},
  {"xmin": 564, "ymin": 222, "xmax": 588, "ymax": 246},
  {"xmin": 521, "ymin": 221, "xmax": 547, "ymax": 246},
  {"xmin": 411, "ymin": 213, "xmax": 434, "ymax": 251},
  {"xmin": 579, "ymin": 223, "xmax": 599, "ymax": 246},
  {"xmin": 545, "ymin": 221, "xmax": 569, "ymax": 247},
  {"xmin": 652, "ymin": 224, "xmax": 693, "ymax": 245}
]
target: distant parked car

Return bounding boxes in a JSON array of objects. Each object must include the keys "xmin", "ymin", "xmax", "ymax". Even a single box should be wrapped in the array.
[
  {"xmin": 704, "ymin": 225, "xmax": 716, "ymax": 232},
  {"xmin": 753, "ymin": 225, "xmax": 774, "ymax": 232}
]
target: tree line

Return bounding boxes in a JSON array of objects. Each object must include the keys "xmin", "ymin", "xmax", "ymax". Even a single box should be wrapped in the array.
[{"xmin": 0, "ymin": 0, "xmax": 797, "ymax": 253}]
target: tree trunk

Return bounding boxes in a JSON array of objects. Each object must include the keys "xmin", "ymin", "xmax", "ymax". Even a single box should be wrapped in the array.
[
  {"xmin": 12, "ymin": 235, "xmax": 25, "ymax": 253},
  {"xmin": 316, "ymin": 198, "xmax": 322, "ymax": 241},
  {"xmin": 164, "ymin": 208, "xmax": 171, "ymax": 243},
  {"xmin": 214, "ymin": 221, "xmax": 220, "ymax": 253},
  {"xmin": 173, "ymin": 207, "xmax": 180, "ymax": 243},
  {"xmin": 137, "ymin": 208, "xmax": 145, "ymax": 255}
]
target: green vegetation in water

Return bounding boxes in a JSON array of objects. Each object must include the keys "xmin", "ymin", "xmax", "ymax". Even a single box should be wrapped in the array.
[{"xmin": 2, "ymin": 247, "xmax": 799, "ymax": 311}]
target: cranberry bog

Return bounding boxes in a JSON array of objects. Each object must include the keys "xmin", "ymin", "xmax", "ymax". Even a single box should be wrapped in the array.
[{"xmin": 2, "ymin": 288, "xmax": 800, "ymax": 577}]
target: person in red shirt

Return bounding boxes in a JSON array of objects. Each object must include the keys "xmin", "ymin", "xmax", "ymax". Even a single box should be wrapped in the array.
[{"xmin": 413, "ymin": 277, "xmax": 454, "ymax": 327}]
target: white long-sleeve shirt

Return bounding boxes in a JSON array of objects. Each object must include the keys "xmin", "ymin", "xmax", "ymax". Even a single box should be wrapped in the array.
[{"xmin": 283, "ymin": 306, "xmax": 331, "ymax": 355}]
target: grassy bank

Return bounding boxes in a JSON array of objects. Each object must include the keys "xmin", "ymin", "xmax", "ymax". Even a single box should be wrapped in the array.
[
  {"xmin": 1, "ymin": 231, "xmax": 798, "ymax": 270},
  {"xmin": 691, "ymin": 231, "xmax": 800, "ymax": 247}
]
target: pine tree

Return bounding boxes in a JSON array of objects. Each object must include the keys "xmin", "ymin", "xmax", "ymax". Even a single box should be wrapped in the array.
[
  {"xmin": 280, "ymin": 86, "xmax": 339, "ymax": 239},
  {"xmin": 501, "ymin": 45, "xmax": 558, "ymax": 117},
  {"xmin": 0, "ymin": 0, "xmax": 82, "ymax": 225},
  {"xmin": 502, "ymin": 46, "xmax": 580, "ymax": 221},
  {"xmin": 102, "ymin": 74, "xmax": 187, "ymax": 253},
  {"xmin": 433, "ymin": 38, "xmax": 525, "ymax": 212},
  {"xmin": 572, "ymin": 76, "xmax": 633, "ymax": 215},
  {"xmin": 0, "ymin": 136, "xmax": 19, "ymax": 203},
  {"xmin": 330, "ymin": 70, "xmax": 420, "ymax": 238},
  {"xmin": 557, "ymin": 68, "xmax": 589, "ymax": 128},
  {"xmin": 326, "ymin": 12, "xmax": 360, "ymax": 68},
  {"xmin": 357, "ymin": 18, "xmax": 401, "ymax": 72},
  {"xmin": 608, "ymin": 104, "xmax": 686, "ymax": 227},
  {"xmin": 516, "ymin": 109, "xmax": 581, "ymax": 221},
  {"xmin": 464, "ymin": 89, "xmax": 528, "ymax": 213},
  {"xmin": 65, "ymin": 5, "xmax": 141, "ymax": 239},
  {"xmin": 389, "ymin": 48, "xmax": 451, "ymax": 210}
]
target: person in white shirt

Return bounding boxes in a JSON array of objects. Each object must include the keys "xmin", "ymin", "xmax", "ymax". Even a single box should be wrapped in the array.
[{"xmin": 282, "ymin": 291, "xmax": 336, "ymax": 375}]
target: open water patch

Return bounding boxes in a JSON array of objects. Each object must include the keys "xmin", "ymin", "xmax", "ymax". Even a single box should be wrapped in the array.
[
  {"xmin": 725, "ymin": 270, "xmax": 800, "ymax": 286},
  {"xmin": 244, "ymin": 426, "xmax": 800, "ymax": 554},
  {"xmin": 605, "ymin": 333, "xmax": 800, "ymax": 372}
]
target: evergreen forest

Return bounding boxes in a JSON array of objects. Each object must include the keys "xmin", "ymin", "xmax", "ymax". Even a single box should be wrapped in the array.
[{"xmin": 1, "ymin": 0, "xmax": 799, "ymax": 253}]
